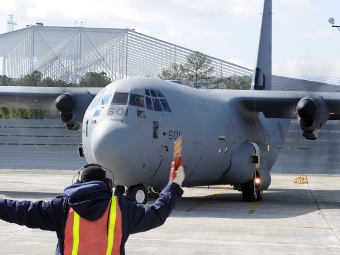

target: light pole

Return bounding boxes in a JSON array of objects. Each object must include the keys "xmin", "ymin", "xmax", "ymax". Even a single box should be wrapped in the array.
[{"xmin": 329, "ymin": 17, "xmax": 340, "ymax": 31}]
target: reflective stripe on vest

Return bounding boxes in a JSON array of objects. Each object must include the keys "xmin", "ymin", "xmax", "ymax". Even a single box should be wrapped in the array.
[{"xmin": 64, "ymin": 196, "xmax": 122, "ymax": 255}]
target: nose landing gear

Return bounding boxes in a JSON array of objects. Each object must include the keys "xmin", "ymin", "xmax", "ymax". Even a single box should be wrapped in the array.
[{"xmin": 126, "ymin": 184, "xmax": 147, "ymax": 204}]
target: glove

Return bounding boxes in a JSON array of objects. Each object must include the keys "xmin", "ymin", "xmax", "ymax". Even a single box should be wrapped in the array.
[{"xmin": 169, "ymin": 156, "xmax": 185, "ymax": 186}]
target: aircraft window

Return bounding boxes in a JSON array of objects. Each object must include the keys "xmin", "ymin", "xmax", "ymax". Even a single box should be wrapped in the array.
[
  {"xmin": 153, "ymin": 121, "xmax": 159, "ymax": 139},
  {"xmin": 145, "ymin": 89, "xmax": 150, "ymax": 96},
  {"xmin": 137, "ymin": 110, "xmax": 146, "ymax": 118},
  {"xmin": 150, "ymin": 89, "xmax": 158, "ymax": 97},
  {"xmin": 145, "ymin": 96, "xmax": 153, "ymax": 110},
  {"xmin": 93, "ymin": 109, "xmax": 101, "ymax": 117},
  {"xmin": 102, "ymin": 94, "xmax": 113, "ymax": 105},
  {"xmin": 152, "ymin": 98, "xmax": 163, "ymax": 112},
  {"xmin": 129, "ymin": 94, "xmax": 145, "ymax": 108},
  {"xmin": 88, "ymin": 97, "xmax": 100, "ymax": 110},
  {"xmin": 156, "ymin": 90, "xmax": 165, "ymax": 98},
  {"xmin": 88, "ymin": 88, "xmax": 107, "ymax": 110},
  {"xmin": 160, "ymin": 99, "xmax": 171, "ymax": 112},
  {"xmin": 112, "ymin": 93, "xmax": 129, "ymax": 105}
]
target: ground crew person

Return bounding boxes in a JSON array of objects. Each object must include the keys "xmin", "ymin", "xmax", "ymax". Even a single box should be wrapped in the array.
[{"xmin": 0, "ymin": 157, "xmax": 185, "ymax": 255}]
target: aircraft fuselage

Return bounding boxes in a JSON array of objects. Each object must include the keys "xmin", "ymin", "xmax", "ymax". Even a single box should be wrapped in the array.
[{"xmin": 82, "ymin": 77, "xmax": 290, "ymax": 190}]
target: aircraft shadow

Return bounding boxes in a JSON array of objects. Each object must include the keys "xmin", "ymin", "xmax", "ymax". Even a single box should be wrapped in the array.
[{"xmin": 171, "ymin": 188, "xmax": 340, "ymax": 219}]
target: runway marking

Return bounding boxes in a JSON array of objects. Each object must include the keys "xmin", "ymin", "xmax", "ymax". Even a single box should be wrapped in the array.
[
  {"xmin": 186, "ymin": 184, "xmax": 229, "ymax": 212},
  {"xmin": 294, "ymin": 175, "xmax": 309, "ymax": 184},
  {"xmin": 248, "ymin": 191, "xmax": 266, "ymax": 214}
]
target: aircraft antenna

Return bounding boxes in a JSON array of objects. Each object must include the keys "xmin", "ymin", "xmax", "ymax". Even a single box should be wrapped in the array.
[
  {"xmin": 329, "ymin": 17, "xmax": 340, "ymax": 32},
  {"xmin": 7, "ymin": 14, "xmax": 17, "ymax": 32}
]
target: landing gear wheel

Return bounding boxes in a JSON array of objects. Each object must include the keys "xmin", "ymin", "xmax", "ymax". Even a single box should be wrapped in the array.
[
  {"xmin": 114, "ymin": 185, "xmax": 125, "ymax": 197},
  {"xmin": 127, "ymin": 184, "xmax": 147, "ymax": 204},
  {"xmin": 241, "ymin": 181, "xmax": 258, "ymax": 202}
]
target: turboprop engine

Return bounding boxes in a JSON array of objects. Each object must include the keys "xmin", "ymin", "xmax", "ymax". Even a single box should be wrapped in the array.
[
  {"xmin": 296, "ymin": 96, "xmax": 329, "ymax": 140},
  {"xmin": 55, "ymin": 93, "xmax": 93, "ymax": 130}
]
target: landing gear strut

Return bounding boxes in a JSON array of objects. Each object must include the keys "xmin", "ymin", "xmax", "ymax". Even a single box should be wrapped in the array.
[{"xmin": 126, "ymin": 184, "xmax": 147, "ymax": 204}]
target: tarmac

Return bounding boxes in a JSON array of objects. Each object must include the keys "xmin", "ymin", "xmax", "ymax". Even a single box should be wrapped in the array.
[{"xmin": 0, "ymin": 170, "xmax": 340, "ymax": 254}]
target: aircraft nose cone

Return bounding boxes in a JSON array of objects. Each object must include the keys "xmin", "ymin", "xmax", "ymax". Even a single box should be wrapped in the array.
[
  {"xmin": 91, "ymin": 121, "xmax": 127, "ymax": 164},
  {"xmin": 90, "ymin": 120, "xmax": 139, "ymax": 185}
]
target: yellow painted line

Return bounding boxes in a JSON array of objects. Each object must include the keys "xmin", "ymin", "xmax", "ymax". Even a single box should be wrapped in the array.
[
  {"xmin": 248, "ymin": 191, "xmax": 266, "ymax": 213},
  {"xmin": 250, "ymin": 200, "xmax": 261, "ymax": 211},
  {"xmin": 186, "ymin": 185, "xmax": 229, "ymax": 212}
]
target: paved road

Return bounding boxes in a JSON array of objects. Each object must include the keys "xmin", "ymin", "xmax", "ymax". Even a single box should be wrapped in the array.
[{"xmin": 0, "ymin": 170, "xmax": 339, "ymax": 254}]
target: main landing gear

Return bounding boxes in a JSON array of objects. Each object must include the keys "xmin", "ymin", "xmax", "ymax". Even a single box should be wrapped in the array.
[{"xmin": 240, "ymin": 179, "xmax": 263, "ymax": 202}]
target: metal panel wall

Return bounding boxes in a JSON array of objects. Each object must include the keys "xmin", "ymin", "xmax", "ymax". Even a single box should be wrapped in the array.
[
  {"xmin": 0, "ymin": 119, "xmax": 86, "ymax": 169},
  {"xmin": 1, "ymin": 119, "xmax": 340, "ymax": 174}
]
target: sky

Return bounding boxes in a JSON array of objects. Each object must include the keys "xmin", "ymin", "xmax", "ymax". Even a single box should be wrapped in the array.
[{"xmin": 1, "ymin": 0, "xmax": 340, "ymax": 84}]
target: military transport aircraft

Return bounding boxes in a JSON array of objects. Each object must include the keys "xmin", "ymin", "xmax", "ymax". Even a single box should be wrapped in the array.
[{"xmin": 1, "ymin": 0, "xmax": 339, "ymax": 203}]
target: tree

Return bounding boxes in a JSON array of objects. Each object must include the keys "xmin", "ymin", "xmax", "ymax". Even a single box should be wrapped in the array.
[
  {"xmin": 30, "ymin": 70, "xmax": 43, "ymax": 86},
  {"xmin": 40, "ymin": 77, "xmax": 56, "ymax": 87},
  {"xmin": 158, "ymin": 63, "xmax": 186, "ymax": 80},
  {"xmin": 10, "ymin": 70, "xmax": 43, "ymax": 86},
  {"xmin": 39, "ymin": 78, "xmax": 72, "ymax": 87},
  {"xmin": 0, "ymin": 75, "xmax": 11, "ymax": 86},
  {"xmin": 213, "ymin": 76, "xmax": 251, "ymax": 90},
  {"xmin": 79, "ymin": 72, "xmax": 111, "ymax": 87},
  {"xmin": 183, "ymin": 51, "xmax": 214, "ymax": 82}
]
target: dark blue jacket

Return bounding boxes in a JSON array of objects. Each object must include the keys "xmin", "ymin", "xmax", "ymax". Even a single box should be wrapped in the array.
[{"xmin": 0, "ymin": 181, "xmax": 183, "ymax": 254}]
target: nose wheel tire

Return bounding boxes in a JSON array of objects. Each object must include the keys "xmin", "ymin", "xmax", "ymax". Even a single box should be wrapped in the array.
[{"xmin": 127, "ymin": 184, "xmax": 147, "ymax": 204}]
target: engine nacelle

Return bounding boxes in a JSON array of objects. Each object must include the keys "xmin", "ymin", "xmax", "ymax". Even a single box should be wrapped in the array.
[
  {"xmin": 56, "ymin": 93, "xmax": 93, "ymax": 130},
  {"xmin": 296, "ymin": 96, "xmax": 329, "ymax": 140}
]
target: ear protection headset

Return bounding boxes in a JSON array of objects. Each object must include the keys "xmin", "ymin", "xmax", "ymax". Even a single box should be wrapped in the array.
[{"xmin": 73, "ymin": 163, "xmax": 114, "ymax": 192}]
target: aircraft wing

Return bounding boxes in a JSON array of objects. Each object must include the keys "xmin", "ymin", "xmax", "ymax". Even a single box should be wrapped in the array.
[
  {"xmin": 238, "ymin": 90, "xmax": 340, "ymax": 139},
  {"xmin": 0, "ymin": 86, "xmax": 100, "ymax": 110},
  {"xmin": 0, "ymin": 86, "xmax": 101, "ymax": 130}
]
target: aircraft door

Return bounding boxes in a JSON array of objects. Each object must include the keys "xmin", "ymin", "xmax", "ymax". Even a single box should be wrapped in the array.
[
  {"xmin": 148, "ymin": 117, "xmax": 173, "ymax": 185},
  {"xmin": 219, "ymin": 107, "xmax": 235, "ymax": 172}
]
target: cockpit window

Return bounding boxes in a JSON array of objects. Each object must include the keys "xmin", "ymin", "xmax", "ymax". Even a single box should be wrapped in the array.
[
  {"xmin": 145, "ymin": 96, "xmax": 153, "ymax": 110},
  {"xmin": 143, "ymin": 88, "xmax": 171, "ymax": 113},
  {"xmin": 160, "ymin": 99, "xmax": 171, "ymax": 112},
  {"xmin": 156, "ymin": 90, "xmax": 165, "ymax": 98},
  {"xmin": 129, "ymin": 94, "xmax": 145, "ymax": 108},
  {"xmin": 93, "ymin": 109, "xmax": 101, "ymax": 117},
  {"xmin": 152, "ymin": 98, "xmax": 163, "ymax": 112},
  {"xmin": 88, "ymin": 88, "xmax": 107, "ymax": 110},
  {"xmin": 112, "ymin": 93, "xmax": 129, "ymax": 105},
  {"xmin": 150, "ymin": 89, "xmax": 158, "ymax": 97},
  {"xmin": 102, "ymin": 94, "xmax": 113, "ymax": 105}
]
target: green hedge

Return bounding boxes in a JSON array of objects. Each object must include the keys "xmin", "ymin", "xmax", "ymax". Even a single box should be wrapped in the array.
[{"xmin": 0, "ymin": 107, "xmax": 46, "ymax": 119}]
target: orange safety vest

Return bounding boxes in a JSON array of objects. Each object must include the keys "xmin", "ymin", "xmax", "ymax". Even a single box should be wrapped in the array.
[{"xmin": 64, "ymin": 196, "xmax": 122, "ymax": 255}]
